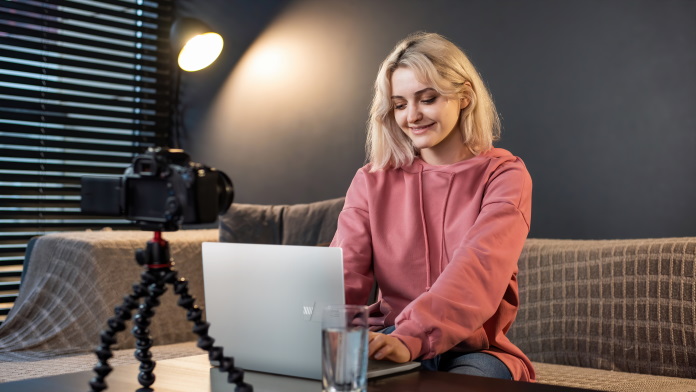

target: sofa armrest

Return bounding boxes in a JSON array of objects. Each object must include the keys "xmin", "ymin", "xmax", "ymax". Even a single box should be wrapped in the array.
[
  {"xmin": 508, "ymin": 237, "xmax": 696, "ymax": 378},
  {"xmin": 0, "ymin": 229, "xmax": 218, "ymax": 356}
]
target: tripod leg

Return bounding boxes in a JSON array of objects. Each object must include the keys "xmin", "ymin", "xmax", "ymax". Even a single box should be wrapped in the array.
[
  {"xmin": 163, "ymin": 269, "xmax": 254, "ymax": 392},
  {"xmin": 89, "ymin": 281, "xmax": 148, "ymax": 392},
  {"xmin": 131, "ymin": 268, "xmax": 169, "ymax": 389}
]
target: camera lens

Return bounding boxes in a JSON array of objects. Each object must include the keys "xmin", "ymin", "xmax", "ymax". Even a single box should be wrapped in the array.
[{"xmin": 216, "ymin": 171, "xmax": 234, "ymax": 213}]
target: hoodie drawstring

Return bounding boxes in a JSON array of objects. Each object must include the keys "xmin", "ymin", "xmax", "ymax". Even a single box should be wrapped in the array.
[
  {"xmin": 417, "ymin": 167, "xmax": 431, "ymax": 291},
  {"xmin": 439, "ymin": 173, "xmax": 455, "ymax": 273}
]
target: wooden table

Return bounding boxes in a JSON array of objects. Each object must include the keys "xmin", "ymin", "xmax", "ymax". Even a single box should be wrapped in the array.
[{"xmin": 0, "ymin": 354, "xmax": 599, "ymax": 392}]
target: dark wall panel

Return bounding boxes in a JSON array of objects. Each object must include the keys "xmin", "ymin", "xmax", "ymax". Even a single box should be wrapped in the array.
[{"xmin": 180, "ymin": 0, "xmax": 696, "ymax": 239}]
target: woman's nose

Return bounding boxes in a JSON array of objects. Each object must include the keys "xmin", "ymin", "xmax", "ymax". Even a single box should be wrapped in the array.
[{"xmin": 407, "ymin": 104, "xmax": 422, "ymax": 123}]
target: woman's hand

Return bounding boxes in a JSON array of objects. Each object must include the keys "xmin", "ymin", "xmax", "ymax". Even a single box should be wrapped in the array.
[{"xmin": 368, "ymin": 331, "xmax": 411, "ymax": 363}]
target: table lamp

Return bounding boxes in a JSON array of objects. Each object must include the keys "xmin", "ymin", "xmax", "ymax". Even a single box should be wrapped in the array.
[
  {"xmin": 169, "ymin": 17, "xmax": 223, "ymax": 148},
  {"xmin": 170, "ymin": 17, "xmax": 224, "ymax": 72}
]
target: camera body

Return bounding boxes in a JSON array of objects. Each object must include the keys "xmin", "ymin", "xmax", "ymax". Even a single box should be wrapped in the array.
[{"xmin": 81, "ymin": 147, "xmax": 234, "ymax": 231}]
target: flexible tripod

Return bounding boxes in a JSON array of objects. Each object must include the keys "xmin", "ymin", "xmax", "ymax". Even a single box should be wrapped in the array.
[{"xmin": 89, "ymin": 231, "xmax": 253, "ymax": 392}]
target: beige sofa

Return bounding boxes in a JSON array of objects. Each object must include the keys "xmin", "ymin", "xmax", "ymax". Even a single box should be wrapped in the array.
[{"xmin": 1, "ymin": 198, "xmax": 694, "ymax": 391}]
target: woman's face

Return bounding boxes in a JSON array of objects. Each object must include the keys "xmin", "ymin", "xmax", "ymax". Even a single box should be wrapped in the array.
[{"xmin": 390, "ymin": 66, "xmax": 469, "ymax": 165}]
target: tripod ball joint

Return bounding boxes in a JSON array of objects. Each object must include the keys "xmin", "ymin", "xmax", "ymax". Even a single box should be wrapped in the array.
[
  {"xmin": 147, "ymin": 281, "xmax": 167, "ymax": 298},
  {"xmin": 137, "ymin": 370, "xmax": 156, "ymax": 388},
  {"xmin": 197, "ymin": 335, "xmax": 215, "ymax": 350},
  {"xmin": 186, "ymin": 306, "xmax": 203, "ymax": 322},
  {"xmin": 95, "ymin": 345, "xmax": 113, "ymax": 361},
  {"xmin": 133, "ymin": 311, "xmax": 153, "ymax": 327},
  {"xmin": 134, "ymin": 348, "xmax": 153, "ymax": 362},
  {"xmin": 192, "ymin": 321, "xmax": 210, "ymax": 335},
  {"xmin": 132, "ymin": 283, "xmax": 147, "ymax": 298},
  {"xmin": 99, "ymin": 331, "xmax": 117, "ymax": 346},
  {"xmin": 139, "ymin": 359, "xmax": 156, "ymax": 373},
  {"xmin": 89, "ymin": 377, "xmax": 107, "ymax": 392},
  {"xmin": 177, "ymin": 295, "xmax": 195, "ymax": 308},
  {"xmin": 173, "ymin": 278, "xmax": 189, "ymax": 294},
  {"xmin": 163, "ymin": 270, "xmax": 178, "ymax": 284},
  {"xmin": 218, "ymin": 356, "xmax": 234, "ymax": 371},
  {"xmin": 93, "ymin": 361, "xmax": 112, "ymax": 377},
  {"xmin": 106, "ymin": 317, "xmax": 126, "ymax": 332},
  {"xmin": 113, "ymin": 305, "xmax": 132, "ymax": 320},
  {"xmin": 208, "ymin": 346, "xmax": 224, "ymax": 361}
]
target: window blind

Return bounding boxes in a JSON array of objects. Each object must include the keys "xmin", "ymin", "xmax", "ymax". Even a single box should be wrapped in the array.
[{"xmin": 0, "ymin": 0, "xmax": 174, "ymax": 323}]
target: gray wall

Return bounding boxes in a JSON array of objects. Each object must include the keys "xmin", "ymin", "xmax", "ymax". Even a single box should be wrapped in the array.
[{"xmin": 178, "ymin": 0, "xmax": 696, "ymax": 239}]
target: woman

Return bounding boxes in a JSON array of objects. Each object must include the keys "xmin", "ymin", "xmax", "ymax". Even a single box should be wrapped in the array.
[{"xmin": 330, "ymin": 32, "xmax": 535, "ymax": 381}]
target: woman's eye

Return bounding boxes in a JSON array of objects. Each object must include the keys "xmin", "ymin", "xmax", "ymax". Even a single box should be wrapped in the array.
[
  {"xmin": 394, "ymin": 103, "xmax": 406, "ymax": 110},
  {"xmin": 422, "ymin": 97, "xmax": 436, "ymax": 104}
]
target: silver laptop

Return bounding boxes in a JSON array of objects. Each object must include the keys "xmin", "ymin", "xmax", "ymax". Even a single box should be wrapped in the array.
[{"xmin": 201, "ymin": 242, "xmax": 420, "ymax": 380}]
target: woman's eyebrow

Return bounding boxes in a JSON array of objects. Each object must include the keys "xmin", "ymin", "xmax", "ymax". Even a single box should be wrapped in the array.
[{"xmin": 391, "ymin": 87, "xmax": 437, "ymax": 99}]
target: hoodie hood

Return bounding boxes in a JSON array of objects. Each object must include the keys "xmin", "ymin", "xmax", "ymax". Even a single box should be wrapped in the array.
[{"xmin": 401, "ymin": 148, "xmax": 516, "ymax": 174}]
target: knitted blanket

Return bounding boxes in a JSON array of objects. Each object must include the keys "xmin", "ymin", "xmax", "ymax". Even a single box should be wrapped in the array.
[{"xmin": 0, "ymin": 229, "xmax": 218, "ymax": 357}]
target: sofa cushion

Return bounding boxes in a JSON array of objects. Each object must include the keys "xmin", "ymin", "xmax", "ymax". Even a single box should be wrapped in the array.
[
  {"xmin": 219, "ymin": 203, "xmax": 284, "ymax": 244},
  {"xmin": 219, "ymin": 197, "xmax": 345, "ymax": 246}
]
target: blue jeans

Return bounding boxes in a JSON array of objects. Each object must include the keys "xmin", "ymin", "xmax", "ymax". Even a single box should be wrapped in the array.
[{"xmin": 379, "ymin": 326, "xmax": 512, "ymax": 380}]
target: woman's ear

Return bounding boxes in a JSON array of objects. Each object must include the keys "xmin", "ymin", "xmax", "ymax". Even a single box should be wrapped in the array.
[{"xmin": 460, "ymin": 81, "xmax": 473, "ymax": 109}]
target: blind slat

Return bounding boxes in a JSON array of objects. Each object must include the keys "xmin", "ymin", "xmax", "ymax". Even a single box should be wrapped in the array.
[
  {"xmin": 0, "ymin": 86, "xmax": 166, "ymax": 111},
  {"xmin": 0, "ymin": 250, "xmax": 27, "ymax": 258},
  {"xmin": 52, "ymin": 0, "xmax": 170, "ymax": 24},
  {"xmin": 0, "ymin": 98, "xmax": 167, "ymax": 121},
  {"xmin": 3, "ymin": 213, "xmax": 122, "ymax": 220},
  {"xmin": 0, "ymin": 73, "xmax": 169, "ymax": 99},
  {"xmin": 0, "ymin": 36, "xmax": 168, "ymax": 69},
  {"xmin": 0, "ymin": 186, "xmax": 81, "ymax": 196},
  {"xmin": 0, "ymin": 160, "xmax": 128, "ymax": 173},
  {"xmin": 1, "ymin": 46, "xmax": 167, "ymax": 80},
  {"xmin": 2, "ymin": 121, "xmax": 165, "ymax": 139},
  {"xmin": 0, "ymin": 133, "xmax": 163, "ymax": 153},
  {"xmin": 0, "ymin": 237, "xmax": 36, "ymax": 246},
  {"xmin": 0, "ymin": 7, "xmax": 161, "ymax": 45},
  {"xmin": 0, "ymin": 59, "xmax": 167, "ymax": 90},
  {"xmin": 0, "ymin": 110, "xmax": 163, "ymax": 131},
  {"xmin": 4, "ymin": 1, "xmax": 164, "ymax": 36},
  {"xmin": 0, "ymin": 148, "xmax": 133, "ymax": 164},
  {"xmin": 1, "ymin": 203, "xmax": 81, "ymax": 211},
  {"xmin": 0, "ymin": 173, "xmax": 102, "ymax": 183},
  {"xmin": 0, "ymin": 23, "xmax": 165, "ymax": 57}
]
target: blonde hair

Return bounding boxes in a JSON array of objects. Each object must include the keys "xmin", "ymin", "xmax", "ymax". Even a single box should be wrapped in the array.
[{"xmin": 367, "ymin": 32, "xmax": 500, "ymax": 170}]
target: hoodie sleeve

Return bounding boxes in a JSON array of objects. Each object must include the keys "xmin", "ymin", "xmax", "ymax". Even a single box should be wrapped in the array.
[
  {"xmin": 391, "ymin": 159, "xmax": 532, "ymax": 360},
  {"xmin": 330, "ymin": 169, "xmax": 374, "ymax": 306}
]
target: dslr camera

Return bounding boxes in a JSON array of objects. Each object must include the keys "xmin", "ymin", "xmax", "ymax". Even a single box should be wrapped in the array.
[{"xmin": 80, "ymin": 147, "xmax": 234, "ymax": 231}]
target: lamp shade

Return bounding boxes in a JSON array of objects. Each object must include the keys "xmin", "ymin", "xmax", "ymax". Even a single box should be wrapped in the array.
[{"xmin": 170, "ymin": 17, "xmax": 223, "ymax": 72}]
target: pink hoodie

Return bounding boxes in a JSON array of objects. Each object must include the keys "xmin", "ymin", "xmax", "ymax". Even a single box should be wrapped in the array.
[{"xmin": 331, "ymin": 148, "xmax": 535, "ymax": 382}]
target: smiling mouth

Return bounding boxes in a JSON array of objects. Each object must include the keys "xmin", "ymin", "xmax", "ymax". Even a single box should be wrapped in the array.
[{"xmin": 409, "ymin": 123, "xmax": 434, "ymax": 134}]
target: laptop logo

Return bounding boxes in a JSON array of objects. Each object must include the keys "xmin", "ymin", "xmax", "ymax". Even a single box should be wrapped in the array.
[{"xmin": 302, "ymin": 302, "xmax": 315, "ymax": 321}]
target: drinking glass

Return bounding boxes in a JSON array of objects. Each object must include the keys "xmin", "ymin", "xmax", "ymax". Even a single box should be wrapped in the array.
[{"xmin": 321, "ymin": 304, "xmax": 369, "ymax": 392}]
